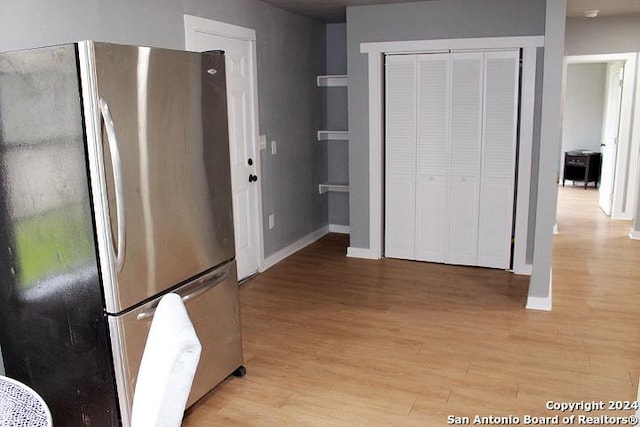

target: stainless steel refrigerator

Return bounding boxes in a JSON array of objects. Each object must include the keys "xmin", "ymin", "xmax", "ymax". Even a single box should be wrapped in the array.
[{"xmin": 0, "ymin": 41, "xmax": 244, "ymax": 426}]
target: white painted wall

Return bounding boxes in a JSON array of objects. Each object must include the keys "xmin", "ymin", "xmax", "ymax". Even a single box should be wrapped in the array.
[{"xmin": 560, "ymin": 63, "xmax": 607, "ymax": 178}]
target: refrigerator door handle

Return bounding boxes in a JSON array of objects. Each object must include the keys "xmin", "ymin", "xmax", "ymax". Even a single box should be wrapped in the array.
[
  {"xmin": 99, "ymin": 98, "xmax": 126, "ymax": 272},
  {"xmin": 136, "ymin": 268, "xmax": 229, "ymax": 321}
]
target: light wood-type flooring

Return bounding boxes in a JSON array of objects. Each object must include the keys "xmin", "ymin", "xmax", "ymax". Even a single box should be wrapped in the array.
[{"xmin": 184, "ymin": 186, "xmax": 640, "ymax": 426}]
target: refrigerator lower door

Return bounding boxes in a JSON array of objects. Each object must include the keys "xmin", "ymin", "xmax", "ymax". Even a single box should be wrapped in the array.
[{"xmin": 108, "ymin": 261, "xmax": 243, "ymax": 425}]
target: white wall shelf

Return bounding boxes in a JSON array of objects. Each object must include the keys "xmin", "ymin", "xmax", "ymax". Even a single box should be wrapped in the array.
[
  {"xmin": 317, "ymin": 130, "xmax": 349, "ymax": 141},
  {"xmin": 318, "ymin": 183, "xmax": 349, "ymax": 194},
  {"xmin": 317, "ymin": 69, "xmax": 349, "ymax": 232},
  {"xmin": 317, "ymin": 74, "xmax": 348, "ymax": 87}
]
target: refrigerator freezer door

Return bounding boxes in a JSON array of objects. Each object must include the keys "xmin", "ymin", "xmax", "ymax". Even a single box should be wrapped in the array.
[
  {"xmin": 108, "ymin": 260, "xmax": 243, "ymax": 424},
  {"xmin": 88, "ymin": 42, "xmax": 235, "ymax": 314}
]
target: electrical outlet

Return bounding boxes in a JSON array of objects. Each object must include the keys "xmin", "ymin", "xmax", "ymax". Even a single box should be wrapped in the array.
[
  {"xmin": 259, "ymin": 135, "xmax": 267, "ymax": 150},
  {"xmin": 271, "ymin": 140, "xmax": 277, "ymax": 155},
  {"xmin": 268, "ymin": 214, "xmax": 275, "ymax": 230}
]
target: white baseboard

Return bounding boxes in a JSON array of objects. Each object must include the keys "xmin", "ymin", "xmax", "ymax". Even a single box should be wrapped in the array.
[
  {"xmin": 629, "ymin": 228, "xmax": 640, "ymax": 240},
  {"xmin": 346, "ymin": 246, "xmax": 381, "ymax": 260},
  {"xmin": 261, "ymin": 225, "xmax": 329, "ymax": 272},
  {"xmin": 526, "ymin": 273, "xmax": 552, "ymax": 311},
  {"xmin": 526, "ymin": 295, "xmax": 552, "ymax": 311},
  {"xmin": 513, "ymin": 263, "xmax": 533, "ymax": 276},
  {"xmin": 612, "ymin": 212, "xmax": 633, "ymax": 221},
  {"xmin": 329, "ymin": 224, "xmax": 350, "ymax": 234}
]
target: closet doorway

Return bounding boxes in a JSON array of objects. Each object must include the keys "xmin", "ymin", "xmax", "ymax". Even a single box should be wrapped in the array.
[
  {"xmin": 384, "ymin": 50, "xmax": 520, "ymax": 269},
  {"xmin": 358, "ymin": 36, "xmax": 542, "ymax": 275}
]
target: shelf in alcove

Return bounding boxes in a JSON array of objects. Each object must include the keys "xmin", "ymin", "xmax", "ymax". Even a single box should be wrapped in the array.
[
  {"xmin": 317, "ymin": 130, "xmax": 349, "ymax": 141},
  {"xmin": 317, "ymin": 75, "xmax": 348, "ymax": 87},
  {"xmin": 318, "ymin": 183, "xmax": 349, "ymax": 194}
]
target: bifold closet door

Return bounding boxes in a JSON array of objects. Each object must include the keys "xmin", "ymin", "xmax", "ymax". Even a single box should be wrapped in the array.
[
  {"xmin": 385, "ymin": 55, "xmax": 417, "ymax": 260},
  {"xmin": 384, "ymin": 50, "xmax": 519, "ymax": 269},
  {"xmin": 447, "ymin": 52, "xmax": 484, "ymax": 266},
  {"xmin": 477, "ymin": 51, "xmax": 519, "ymax": 269},
  {"xmin": 414, "ymin": 54, "xmax": 451, "ymax": 262}
]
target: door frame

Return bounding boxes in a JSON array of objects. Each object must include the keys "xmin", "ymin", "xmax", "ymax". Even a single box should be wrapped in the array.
[
  {"xmin": 184, "ymin": 15, "xmax": 265, "ymax": 273},
  {"xmin": 564, "ymin": 53, "xmax": 638, "ymax": 221},
  {"xmin": 599, "ymin": 61, "xmax": 624, "ymax": 216},
  {"xmin": 355, "ymin": 36, "xmax": 544, "ymax": 276}
]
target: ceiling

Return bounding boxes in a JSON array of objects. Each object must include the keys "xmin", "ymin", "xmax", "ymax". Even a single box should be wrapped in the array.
[{"xmin": 258, "ymin": 0, "xmax": 640, "ymax": 23}]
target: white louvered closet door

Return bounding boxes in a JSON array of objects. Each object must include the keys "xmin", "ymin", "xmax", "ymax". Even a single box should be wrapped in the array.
[
  {"xmin": 447, "ymin": 52, "xmax": 484, "ymax": 266},
  {"xmin": 477, "ymin": 51, "xmax": 520, "ymax": 268},
  {"xmin": 385, "ymin": 55, "xmax": 417, "ymax": 259},
  {"xmin": 384, "ymin": 50, "xmax": 519, "ymax": 269},
  {"xmin": 415, "ymin": 54, "xmax": 451, "ymax": 262}
]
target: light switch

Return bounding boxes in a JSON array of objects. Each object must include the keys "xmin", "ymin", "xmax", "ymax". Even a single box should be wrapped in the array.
[{"xmin": 271, "ymin": 140, "xmax": 277, "ymax": 155}]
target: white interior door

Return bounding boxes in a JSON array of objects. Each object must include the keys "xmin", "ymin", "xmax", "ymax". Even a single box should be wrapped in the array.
[
  {"xmin": 185, "ymin": 18, "xmax": 261, "ymax": 280},
  {"xmin": 599, "ymin": 61, "xmax": 624, "ymax": 216}
]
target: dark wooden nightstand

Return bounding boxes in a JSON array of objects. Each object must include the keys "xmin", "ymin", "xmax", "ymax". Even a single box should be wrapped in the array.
[{"xmin": 562, "ymin": 150, "xmax": 601, "ymax": 189}]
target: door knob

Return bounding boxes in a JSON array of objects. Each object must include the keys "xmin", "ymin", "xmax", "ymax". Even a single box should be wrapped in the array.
[{"xmin": 249, "ymin": 174, "xmax": 258, "ymax": 183}]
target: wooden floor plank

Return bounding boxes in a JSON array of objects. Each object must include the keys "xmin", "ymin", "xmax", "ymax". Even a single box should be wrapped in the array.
[{"xmin": 184, "ymin": 187, "xmax": 640, "ymax": 425}]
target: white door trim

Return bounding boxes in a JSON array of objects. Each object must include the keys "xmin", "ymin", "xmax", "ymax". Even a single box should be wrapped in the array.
[
  {"xmin": 185, "ymin": 15, "xmax": 256, "ymax": 42},
  {"xmin": 360, "ymin": 36, "xmax": 544, "ymax": 54},
  {"xmin": 184, "ymin": 15, "xmax": 265, "ymax": 273},
  {"xmin": 565, "ymin": 52, "xmax": 638, "ymax": 221},
  {"xmin": 354, "ymin": 36, "xmax": 544, "ymax": 273}
]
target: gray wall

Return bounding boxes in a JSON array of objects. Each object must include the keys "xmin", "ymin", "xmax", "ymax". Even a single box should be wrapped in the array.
[
  {"xmin": 561, "ymin": 63, "xmax": 607, "ymax": 178},
  {"xmin": 566, "ymin": 14, "xmax": 640, "ymax": 56},
  {"xmin": 345, "ymin": 0, "xmax": 546, "ymax": 249},
  {"xmin": 529, "ymin": 0, "xmax": 566, "ymax": 300},
  {"xmin": 565, "ymin": 14, "xmax": 640, "ymax": 234},
  {"xmin": 0, "ymin": 0, "xmax": 183, "ymax": 51},
  {"xmin": 0, "ymin": 0, "xmax": 327, "ymax": 258},
  {"xmin": 325, "ymin": 23, "xmax": 349, "ymax": 227},
  {"xmin": 527, "ymin": 48, "xmax": 545, "ymax": 265}
]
